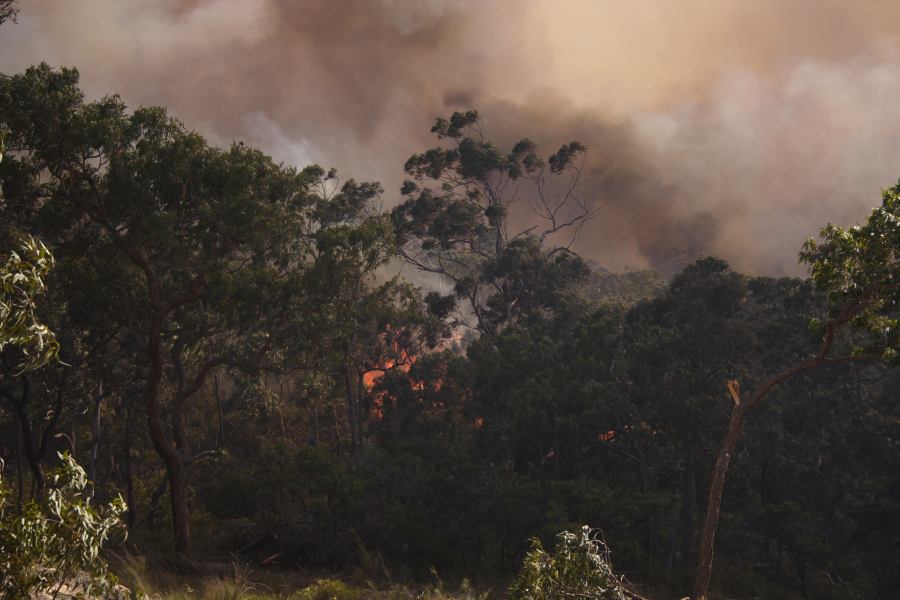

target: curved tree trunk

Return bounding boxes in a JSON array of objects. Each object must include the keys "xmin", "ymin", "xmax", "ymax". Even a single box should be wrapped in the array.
[
  {"xmin": 143, "ymin": 311, "xmax": 192, "ymax": 560},
  {"xmin": 692, "ymin": 393, "xmax": 747, "ymax": 599},
  {"xmin": 124, "ymin": 399, "xmax": 137, "ymax": 530},
  {"xmin": 692, "ymin": 333, "xmax": 835, "ymax": 600},
  {"xmin": 88, "ymin": 382, "xmax": 102, "ymax": 496}
]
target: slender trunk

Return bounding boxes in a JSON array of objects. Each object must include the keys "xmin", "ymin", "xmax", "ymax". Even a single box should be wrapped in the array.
[
  {"xmin": 7, "ymin": 378, "xmax": 46, "ymax": 497},
  {"xmin": 88, "ymin": 382, "xmax": 103, "ymax": 495},
  {"xmin": 692, "ymin": 394, "xmax": 747, "ymax": 600},
  {"xmin": 124, "ymin": 401, "xmax": 137, "ymax": 530},
  {"xmin": 214, "ymin": 375, "xmax": 225, "ymax": 449},
  {"xmin": 15, "ymin": 422, "xmax": 23, "ymax": 513},
  {"xmin": 17, "ymin": 418, "xmax": 45, "ymax": 496},
  {"xmin": 166, "ymin": 455, "xmax": 191, "ymax": 559},
  {"xmin": 313, "ymin": 400, "xmax": 320, "ymax": 446},
  {"xmin": 279, "ymin": 381, "xmax": 286, "ymax": 444},
  {"xmin": 170, "ymin": 391, "xmax": 192, "ymax": 557},
  {"xmin": 665, "ymin": 528, "xmax": 678, "ymax": 570},
  {"xmin": 330, "ymin": 404, "xmax": 343, "ymax": 457},
  {"xmin": 143, "ymin": 312, "xmax": 192, "ymax": 559}
]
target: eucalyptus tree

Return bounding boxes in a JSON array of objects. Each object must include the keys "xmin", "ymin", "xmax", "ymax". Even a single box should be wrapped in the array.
[
  {"xmin": 392, "ymin": 110, "xmax": 597, "ymax": 339},
  {"xmin": 692, "ymin": 184, "xmax": 900, "ymax": 599},
  {"xmin": 302, "ymin": 199, "xmax": 448, "ymax": 456},
  {"xmin": 0, "ymin": 63, "xmax": 390, "ymax": 558}
]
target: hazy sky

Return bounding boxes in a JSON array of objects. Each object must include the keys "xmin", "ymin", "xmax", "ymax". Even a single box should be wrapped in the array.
[{"xmin": 3, "ymin": 0, "xmax": 900, "ymax": 275}]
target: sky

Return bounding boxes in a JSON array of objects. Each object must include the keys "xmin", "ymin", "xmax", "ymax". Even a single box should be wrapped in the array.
[{"xmin": 2, "ymin": 0, "xmax": 900, "ymax": 276}]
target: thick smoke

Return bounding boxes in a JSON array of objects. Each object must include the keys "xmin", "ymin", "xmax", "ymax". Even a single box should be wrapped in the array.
[{"xmin": 2, "ymin": 0, "xmax": 900, "ymax": 275}]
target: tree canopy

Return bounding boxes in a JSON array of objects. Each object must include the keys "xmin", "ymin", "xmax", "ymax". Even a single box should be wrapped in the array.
[
  {"xmin": 392, "ymin": 110, "xmax": 597, "ymax": 339},
  {"xmin": 0, "ymin": 55, "xmax": 897, "ymax": 600}
]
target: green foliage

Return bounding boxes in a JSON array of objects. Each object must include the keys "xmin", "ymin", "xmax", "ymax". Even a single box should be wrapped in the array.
[
  {"xmin": 0, "ymin": 452, "xmax": 126, "ymax": 599},
  {"xmin": 295, "ymin": 578, "xmax": 363, "ymax": 600},
  {"xmin": 1, "ymin": 54, "xmax": 898, "ymax": 600},
  {"xmin": 0, "ymin": 235, "xmax": 59, "ymax": 373},
  {"xmin": 581, "ymin": 269, "xmax": 665, "ymax": 307},
  {"xmin": 393, "ymin": 111, "xmax": 595, "ymax": 337},
  {"xmin": 0, "ymin": 62, "xmax": 408, "ymax": 556},
  {"xmin": 801, "ymin": 181, "xmax": 899, "ymax": 363},
  {"xmin": 509, "ymin": 526, "xmax": 628, "ymax": 600}
]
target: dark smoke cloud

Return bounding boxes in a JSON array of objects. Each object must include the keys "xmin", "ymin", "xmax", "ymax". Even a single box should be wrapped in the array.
[{"xmin": 2, "ymin": 0, "xmax": 900, "ymax": 276}]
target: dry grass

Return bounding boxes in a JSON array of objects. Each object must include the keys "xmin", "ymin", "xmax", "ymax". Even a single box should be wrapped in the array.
[{"xmin": 110, "ymin": 554, "xmax": 492, "ymax": 600}]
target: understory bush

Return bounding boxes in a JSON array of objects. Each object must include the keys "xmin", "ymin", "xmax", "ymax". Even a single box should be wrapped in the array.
[
  {"xmin": 0, "ymin": 452, "xmax": 127, "ymax": 599},
  {"xmin": 295, "ymin": 578, "xmax": 363, "ymax": 600},
  {"xmin": 509, "ymin": 526, "xmax": 628, "ymax": 600}
]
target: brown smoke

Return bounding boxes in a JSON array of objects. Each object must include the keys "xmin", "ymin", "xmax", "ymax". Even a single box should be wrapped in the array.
[{"xmin": 2, "ymin": 0, "xmax": 900, "ymax": 275}]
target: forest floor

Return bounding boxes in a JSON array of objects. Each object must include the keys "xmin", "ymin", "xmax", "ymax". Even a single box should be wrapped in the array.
[{"xmin": 110, "ymin": 557, "xmax": 495, "ymax": 600}]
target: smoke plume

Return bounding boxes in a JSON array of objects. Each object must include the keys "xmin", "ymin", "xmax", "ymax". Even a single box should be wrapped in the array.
[{"xmin": 2, "ymin": 0, "xmax": 900, "ymax": 275}]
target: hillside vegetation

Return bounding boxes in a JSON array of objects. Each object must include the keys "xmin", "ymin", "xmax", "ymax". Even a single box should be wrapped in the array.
[{"xmin": 1, "ymin": 11, "xmax": 898, "ymax": 598}]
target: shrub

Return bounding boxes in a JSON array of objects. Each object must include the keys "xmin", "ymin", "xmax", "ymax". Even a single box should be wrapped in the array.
[
  {"xmin": 294, "ymin": 578, "xmax": 363, "ymax": 600},
  {"xmin": 0, "ymin": 235, "xmax": 59, "ymax": 373},
  {"xmin": 0, "ymin": 452, "xmax": 127, "ymax": 599},
  {"xmin": 509, "ymin": 526, "xmax": 628, "ymax": 600}
]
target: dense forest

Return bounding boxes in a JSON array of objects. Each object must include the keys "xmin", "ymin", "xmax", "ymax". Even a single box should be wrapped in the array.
[{"xmin": 1, "ymin": 3, "xmax": 899, "ymax": 599}]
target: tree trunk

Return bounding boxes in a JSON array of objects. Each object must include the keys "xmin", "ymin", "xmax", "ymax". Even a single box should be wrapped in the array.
[
  {"xmin": 166, "ymin": 454, "xmax": 191, "ymax": 558},
  {"xmin": 692, "ymin": 383, "xmax": 747, "ymax": 600},
  {"xmin": 74, "ymin": 192, "xmax": 206, "ymax": 561},
  {"xmin": 15, "ymin": 422, "xmax": 23, "ymax": 513},
  {"xmin": 124, "ymin": 400, "xmax": 137, "ymax": 530},
  {"xmin": 214, "ymin": 375, "xmax": 225, "ymax": 448},
  {"xmin": 88, "ymin": 382, "xmax": 102, "ymax": 495},
  {"xmin": 691, "ymin": 348, "xmax": 830, "ymax": 599},
  {"xmin": 17, "ymin": 415, "xmax": 45, "ymax": 496},
  {"xmin": 4, "ymin": 378, "xmax": 46, "ymax": 497},
  {"xmin": 143, "ymin": 311, "xmax": 193, "ymax": 560}
]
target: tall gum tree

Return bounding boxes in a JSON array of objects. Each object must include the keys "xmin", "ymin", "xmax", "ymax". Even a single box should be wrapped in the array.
[
  {"xmin": 0, "ymin": 64, "xmax": 388, "ymax": 559},
  {"xmin": 392, "ymin": 111, "xmax": 598, "ymax": 339},
  {"xmin": 692, "ymin": 184, "xmax": 899, "ymax": 599}
]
